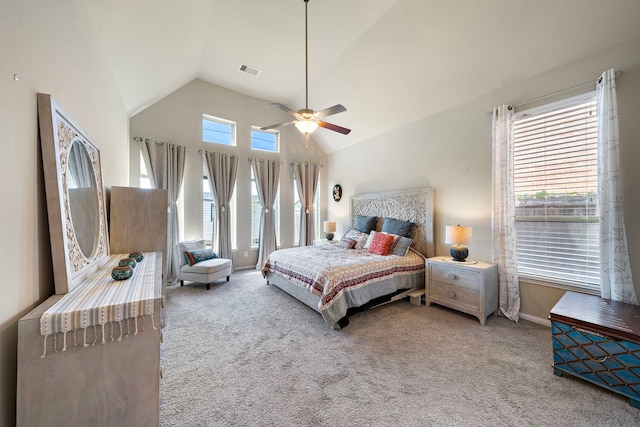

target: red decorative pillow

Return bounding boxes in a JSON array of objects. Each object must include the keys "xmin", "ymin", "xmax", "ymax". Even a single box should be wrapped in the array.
[{"xmin": 367, "ymin": 232, "xmax": 395, "ymax": 256}]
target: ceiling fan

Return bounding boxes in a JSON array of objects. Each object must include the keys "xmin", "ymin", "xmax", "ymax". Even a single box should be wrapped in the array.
[{"xmin": 261, "ymin": 0, "xmax": 351, "ymax": 136}]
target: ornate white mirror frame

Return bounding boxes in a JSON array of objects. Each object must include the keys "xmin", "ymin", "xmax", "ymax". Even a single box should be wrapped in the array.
[{"xmin": 37, "ymin": 93, "xmax": 109, "ymax": 294}]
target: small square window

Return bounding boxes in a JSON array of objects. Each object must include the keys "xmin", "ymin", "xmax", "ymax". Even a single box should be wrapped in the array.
[
  {"xmin": 203, "ymin": 115, "xmax": 235, "ymax": 146},
  {"xmin": 251, "ymin": 128, "xmax": 278, "ymax": 152}
]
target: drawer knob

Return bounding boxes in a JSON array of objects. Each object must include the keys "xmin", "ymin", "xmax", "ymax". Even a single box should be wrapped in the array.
[
  {"xmin": 448, "ymin": 273, "xmax": 456, "ymax": 280},
  {"xmin": 448, "ymin": 290, "xmax": 456, "ymax": 298}
]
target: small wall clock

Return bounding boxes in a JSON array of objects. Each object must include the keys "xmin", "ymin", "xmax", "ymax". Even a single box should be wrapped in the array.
[{"xmin": 333, "ymin": 184, "xmax": 342, "ymax": 202}]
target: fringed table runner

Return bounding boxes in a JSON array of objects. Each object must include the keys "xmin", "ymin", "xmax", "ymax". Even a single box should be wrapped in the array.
[{"xmin": 40, "ymin": 252, "xmax": 157, "ymax": 357}]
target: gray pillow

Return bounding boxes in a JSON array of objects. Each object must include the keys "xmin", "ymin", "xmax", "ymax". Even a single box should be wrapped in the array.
[
  {"xmin": 391, "ymin": 236, "xmax": 413, "ymax": 256},
  {"xmin": 381, "ymin": 217, "xmax": 415, "ymax": 237},
  {"xmin": 353, "ymin": 215, "xmax": 377, "ymax": 234}
]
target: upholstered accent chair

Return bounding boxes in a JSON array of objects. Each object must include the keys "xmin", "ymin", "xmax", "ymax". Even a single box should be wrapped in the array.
[{"xmin": 176, "ymin": 239, "xmax": 232, "ymax": 290}]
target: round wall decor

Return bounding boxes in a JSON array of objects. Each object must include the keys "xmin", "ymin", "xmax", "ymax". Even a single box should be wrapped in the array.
[{"xmin": 333, "ymin": 184, "xmax": 342, "ymax": 202}]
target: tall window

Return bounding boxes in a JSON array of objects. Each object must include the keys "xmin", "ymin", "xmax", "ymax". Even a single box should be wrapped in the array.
[
  {"xmin": 293, "ymin": 176, "xmax": 319, "ymax": 246},
  {"xmin": 251, "ymin": 128, "xmax": 279, "ymax": 152},
  {"xmin": 250, "ymin": 169, "xmax": 280, "ymax": 248},
  {"xmin": 203, "ymin": 173, "xmax": 237, "ymax": 250},
  {"xmin": 203, "ymin": 114, "xmax": 235, "ymax": 146},
  {"xmin": 513, "ymin": 93, "xmax": 599, "ymax": 292},
  {"xmin": 140, "ymin": 152, "xmax": 152, "ymax": 189},
  {"xmin": 203, "ymin": 176, "xmax": 214, "ymax": 246}
]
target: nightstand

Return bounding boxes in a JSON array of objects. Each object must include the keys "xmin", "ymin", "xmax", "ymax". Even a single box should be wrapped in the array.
[
  {"xmin": 313, "ymin": 239, "xmax": 338, "ymax": 246},
  {"xmin": 425, "ymin": 257, "xmax": 498, "ymax": 325}
]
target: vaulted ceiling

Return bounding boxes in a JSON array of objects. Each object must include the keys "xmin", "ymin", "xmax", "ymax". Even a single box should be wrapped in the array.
[{"xmin": 86, "ymin": 0, "xmax": 640, "ymax": 153}]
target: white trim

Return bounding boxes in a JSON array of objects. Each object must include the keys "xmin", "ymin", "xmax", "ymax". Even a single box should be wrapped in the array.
[{"xmin": 518, "ymin": 312, "xmax": 550, "ymax": 327}]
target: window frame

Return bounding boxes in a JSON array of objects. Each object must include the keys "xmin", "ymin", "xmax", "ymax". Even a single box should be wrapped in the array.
[
  {"xmin": 513, "ymin": 91, "xmax": 600, "ymax": 294},
  {"xmin": 293, "ymin": 175, "xmax": 320, "ymax": 246},
  {"xmin": 250, "ymin": 127, "xmax": 279, "ymax": 153},
  {"xmin": 250, "ymin": 168, "xmax": 280, "ymax": 249},
  {"xmin": 202, "ymin": 173, "xmax": 237, "ymax": 251},
  {"xmin": 202, "ymin": 114, "xmax": 236, "ymax": 146}
]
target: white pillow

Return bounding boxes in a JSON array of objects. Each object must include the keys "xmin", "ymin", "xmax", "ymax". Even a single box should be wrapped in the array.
[{"xmin": 177, "ymin": 239, "xmax": 206, "ymax": 266}]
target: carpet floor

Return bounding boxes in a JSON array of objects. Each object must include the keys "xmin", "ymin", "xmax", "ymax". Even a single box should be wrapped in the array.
[{"xmin": 159, "ymin": 269, "xmax": 640, "ymax": 427}]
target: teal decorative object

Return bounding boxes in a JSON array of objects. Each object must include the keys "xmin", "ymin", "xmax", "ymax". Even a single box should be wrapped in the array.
[
  {"xmin": 118, "ymin": 257, "xmax": 137, "ymax": 269},
  {"xmin": 111, "ymin": 265, "xmax": 133, "ymax": 280},
  {"xmin": 129, "ymin": 252, "xmax": 144, "ymax": 262}
]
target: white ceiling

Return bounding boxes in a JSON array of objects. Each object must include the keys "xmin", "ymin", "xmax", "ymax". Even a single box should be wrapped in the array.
[{"xmin": 86, "ymin": 0, "xmax": 640, "ymax": 153}]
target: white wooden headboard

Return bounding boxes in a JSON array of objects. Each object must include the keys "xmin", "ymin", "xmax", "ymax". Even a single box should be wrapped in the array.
[{"xmin": 350, "ymin": 187, "xmax": 434, "ymax": 257}]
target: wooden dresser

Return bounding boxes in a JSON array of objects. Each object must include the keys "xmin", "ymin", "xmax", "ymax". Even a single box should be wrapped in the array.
[
  {"xmin": 549, "ymin": 291, "xmax": 640, "ymax": 409},
  {"xmin": 16, "ymin": 253, "xmax": 163, "ymax": 426}
]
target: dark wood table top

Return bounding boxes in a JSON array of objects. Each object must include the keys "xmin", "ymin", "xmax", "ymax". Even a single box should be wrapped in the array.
[{"xmin": 549, "ymin": 291, "xmax": 640, "ymax": 344}]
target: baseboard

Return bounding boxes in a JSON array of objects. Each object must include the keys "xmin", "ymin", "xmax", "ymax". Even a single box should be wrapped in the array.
[{"xmin": 519, "ymin": 312, "xmax": 550, "ymax": 327}]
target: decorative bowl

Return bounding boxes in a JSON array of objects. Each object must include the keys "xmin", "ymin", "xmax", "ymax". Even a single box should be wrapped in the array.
[
  {"xmin": 111, "ymin": 265, "xmax": 133, "ymax": 280},
  {"xmin": 118, "ymin": 257, "xmax": 137, "ymax": 269},
  {"xmin": 129, "ymin": 251, "xmax": 144, "ymax": 262}
]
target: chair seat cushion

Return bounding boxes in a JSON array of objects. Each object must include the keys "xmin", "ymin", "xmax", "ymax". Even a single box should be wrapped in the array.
[{"xmin": 181, "ymin": 258, "xmax": 232, "ymax": 275}]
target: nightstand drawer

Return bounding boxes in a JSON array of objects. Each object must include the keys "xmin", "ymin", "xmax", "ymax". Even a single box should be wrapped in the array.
[
  {"xmin": 429, "ymin": 263, "xmax": 481, "ymax": 291},
  {"xmin": 430, "ymin": 280, "xmax": 479, "ymax": 310},
  {"xmin": 425, "ymin": 257, "xmax": 498, "ymax": 325}
]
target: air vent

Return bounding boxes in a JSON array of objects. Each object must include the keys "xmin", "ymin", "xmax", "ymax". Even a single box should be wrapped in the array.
[{"xmin": 239, "ymin": 64, "xmax": 261, "ymax": 77}]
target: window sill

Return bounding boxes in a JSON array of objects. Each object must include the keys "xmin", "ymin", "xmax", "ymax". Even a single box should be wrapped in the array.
[{"xmin": 518, "ymin": 274, "xmax": 600, "ymax": 296}]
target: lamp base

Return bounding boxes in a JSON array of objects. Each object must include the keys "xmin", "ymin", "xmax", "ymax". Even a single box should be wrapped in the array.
[
  {"xmin": 325, "ymin": 233, "xmax": 334, "ymax": 241},
  {"xmin": 450, "ymin": 245, "xmax": 468, "ymax": 262}
]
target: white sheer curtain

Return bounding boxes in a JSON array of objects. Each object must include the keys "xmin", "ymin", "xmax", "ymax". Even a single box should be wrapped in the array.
[
  {"xmin": 137, "ymin": 138, "xmax": 187, "ymax": 283},
  {"xmin": 293, "ymin": 162, "xmax": 319, "ymax": 246},
  {"xmin": 491, "ymin": 105, "xmax": 520, "ymax": 322},
  {"xmin": 596, "ymin": 69, "xmax": 637, "ymax": 304},
  {"xmin": 251, "ymin": 158, "xmax": 280, "ymax": 269},
  {"xmin": 202, "ymin": 151, "xmax": 238, "ymax": 266}
]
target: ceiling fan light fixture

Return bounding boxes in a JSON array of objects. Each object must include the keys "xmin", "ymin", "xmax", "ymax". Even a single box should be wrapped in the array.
[
  {"xmin": 259, "ymin": 0, "xmax": 351, "ymax": 137},
  {"xmin": 294, "ymin": 119, "xmax": 319, "ymax": 134}
]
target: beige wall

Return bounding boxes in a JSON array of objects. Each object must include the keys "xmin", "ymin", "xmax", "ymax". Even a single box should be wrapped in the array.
[
  {"xmin": 129, "ymin": 79, "xmax": 327, "ymax": 269},
  {"xmin": 2, "ymin": 2, "xmax": 640, "ymax": 424},
  {"xmin": 326, "ymin": 36, "xmax": 640, "ymax": 323},
  {"xmin": 0, "ymin": 1, "xmax": 129, "ymax": 425}
]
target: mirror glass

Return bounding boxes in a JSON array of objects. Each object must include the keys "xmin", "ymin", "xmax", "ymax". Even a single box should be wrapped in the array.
[{"xmin": 67, "ymin": 140, "xmax": 99, "ymax": 258}]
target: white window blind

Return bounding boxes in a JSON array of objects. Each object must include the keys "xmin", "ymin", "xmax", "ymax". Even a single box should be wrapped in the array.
[{"xmin": 513, "ymin": 93, "xmax": 600, "ymax": 292}]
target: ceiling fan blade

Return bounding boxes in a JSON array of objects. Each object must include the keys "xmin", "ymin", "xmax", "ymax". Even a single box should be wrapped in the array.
[
  {"xmin": 260, "ymin": 120, "xmax": 296, "ymax": 131},
  {"xmin": 315, "ymin": 104, "xmax": 347, "ymax": 119},
  {"xmin": 271, "ymin": 103, "xmax": 297, "ymax": 116},
  {"xmin": 318, "ymin": 121, "xmax": 351, "ymax": 135}
]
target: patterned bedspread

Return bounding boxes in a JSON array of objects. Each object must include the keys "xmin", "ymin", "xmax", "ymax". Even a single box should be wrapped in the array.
[{"xmin": 262, "ymin": 245, "xmax": 425, "ymax": 328}]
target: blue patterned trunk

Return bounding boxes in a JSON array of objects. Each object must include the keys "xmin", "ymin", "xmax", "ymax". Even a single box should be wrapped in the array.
[{"xmin": 551, "ymin": 319, "xmax": 640, "ymax": 408}]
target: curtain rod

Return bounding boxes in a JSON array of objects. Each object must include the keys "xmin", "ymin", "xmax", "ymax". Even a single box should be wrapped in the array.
[
  {"xmin": 488, "ymin": 70, "xmax": 623, "ymax": 114},
  {"xmin": 248, "ymin": 158, "xmax": 283, "ymax": 164},
  {"xmin": 133, "ymin": 136, "xmax": 189, "ymax": 150},
  {"xmin": 290, "ymin": 161, "xmax": 324, "ymax": 167},
  {"xmin": 198, "ymin": 149, "xmax": 236, "ymax": 156}
]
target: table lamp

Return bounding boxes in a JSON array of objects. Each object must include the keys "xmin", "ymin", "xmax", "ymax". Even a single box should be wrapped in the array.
[
  {"xmin": 445, "ymin": 225, "xmax": 472, "ymax": 262},
  {"xmin": 323, "ymin": 221, "xmax": 337, "ymax": 241}
]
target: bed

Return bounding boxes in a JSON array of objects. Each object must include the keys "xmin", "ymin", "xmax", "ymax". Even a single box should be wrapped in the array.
[{"xmin": 262, "ymin": 187, "xmax": 434, "ymax": 329}]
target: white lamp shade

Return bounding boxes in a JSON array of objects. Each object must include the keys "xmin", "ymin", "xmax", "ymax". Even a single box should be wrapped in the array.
[
  {"xmin": 445, "ymin": 225, "xmax": 472, "ymax": 245},
  {"xmin": 323, "ymin": 221, "xmax": 336, "ymax": 233}
]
